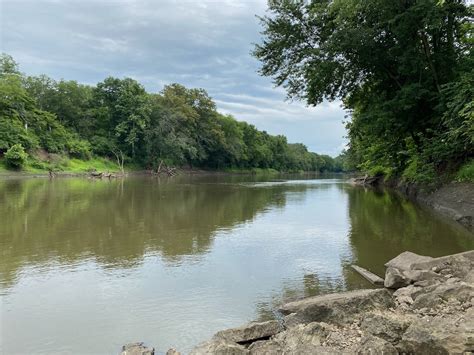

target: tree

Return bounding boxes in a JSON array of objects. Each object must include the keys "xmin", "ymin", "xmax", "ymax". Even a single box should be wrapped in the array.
[
  {"xmin": 4, "ymin": 144, "xmax": 28, "ymax": 169},
  {"xmin": 254, "ymin": 0, "xmax": 472, "ymax": 181},
  {"xmin": 94, "ymin": 77, "xmax": 150, "ymax": 160}
]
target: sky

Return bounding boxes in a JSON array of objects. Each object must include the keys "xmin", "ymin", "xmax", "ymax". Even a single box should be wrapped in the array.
[{"xmin": 0, "ymin": 0, "xmax": 347, "ymax": 156}]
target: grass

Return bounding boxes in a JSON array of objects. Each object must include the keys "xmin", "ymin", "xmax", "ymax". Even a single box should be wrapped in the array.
[
  {"xmin": 456, "ymin": 160, "xmax": 474, "ymax": 182},
  {"xmin": 0, "ymin": 155, "xmax": 126, "ymax": 175},
  {"xmin": 63, "ymin": 157, "xmax": 120, "ymax": 172}
]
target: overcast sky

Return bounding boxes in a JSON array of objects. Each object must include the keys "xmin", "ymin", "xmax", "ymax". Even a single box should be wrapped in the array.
[{"xmin": 1, "ymin": 0, "xmax": 347, "ymax": 156}]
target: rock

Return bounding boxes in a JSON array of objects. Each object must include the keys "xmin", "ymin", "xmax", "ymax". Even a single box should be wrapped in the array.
[
  {"xmin": 166, "ymin": 348, "xmax": 180, "ymax": 355},
  {"xmin": 248, "ymin": 340, "xmax": 283, "ymax": 354},
  {"xmin": 397, "ymin": 324, "xmax": 448, "ymax": 354},
  {"xmin": 385, "ymin": 266, "xmax": 445, "ymax": 289},
  {"xmin": 282, "ymin": 312, "xmax": 302, "ymax": 328},
  {"xmin": 356, "ymin": 335, "xmax": 398, "ymax": 355},
  {"xmin": 360, "ymin": 313, "xmax": 408, "ymax": 343},
  {"xmin": 189, "ymin": 339, "xmax": 249, "ymax": 355},
  {"xmin": 214, "ymin": 320, "xmax": 283, "ymax": 344},
  {"xmin": 413, "ymin": 279, "xmax": 441, "ymax": 287},
  {"xmin": 261, "ymin": 322, "xmax": 348, "ymax": 354},
  {"xmin": 384, "ymin": 267, "xmax": 410, "ymax": 289},
  {"xmin": 411, "ymin": 250, "xmax": 474, "ymax": 282},
  {"xmin": 392, "ymin": 284, "xmax": 423, "ymax": 299},
  {"xmin": 411, "ymin": 282, "xmax": 474, "ymax": 309},
  {"xmin": 351, "ymin": 265, "xmax": 385, "ymax": 286},
  {"xmin": 404, "ymin": 270, "xmax": 444, "ymax": 283},
  {"xmin": 121, "ymin": 343, "xmax": 154, "ymax": 355},
  {"xmin": 385, "ymin": 251, "xmax": 434, "ymax": 271},
  {"xmin": 279, "ymin": 289, "xmax": 394, "ymax": 325}
]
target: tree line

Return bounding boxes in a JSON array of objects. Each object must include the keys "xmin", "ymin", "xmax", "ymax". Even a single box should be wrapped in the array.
[
  {"xmin": 0, "ymin": 54, "xmax": 343, "ymax": 173},
  {"xmin": 254, "ymin": 0, "xmax": 473, "ymax": 184}
]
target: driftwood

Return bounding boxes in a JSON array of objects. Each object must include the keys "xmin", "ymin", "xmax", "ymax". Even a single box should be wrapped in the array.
[
  {"xmin": 351, "ymin": 265, "xmax": 384, "ymax": 286},
  {"xmin": 90, "ymin": 170, "xmax": 120, "ymax": 179},
  {"xmin": 152, "ymin": 160, "xmax": 178, "ymax": 177},
  {"xmin": 352, "ymin": 175, "xmax": 381, "ymax": 186},
  {"xmin": 90, "ymin": 171, "xmax": 103, "ymax": 178}
]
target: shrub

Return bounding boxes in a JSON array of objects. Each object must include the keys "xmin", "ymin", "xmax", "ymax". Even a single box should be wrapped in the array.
[
  {"xmin": 67, "ymin": 138, "xmax": 92, "ymax": 159},
  {"xmin": 4, "ymin": 144, "xmax": 28, "ymax": 169},
  {"xmin": 456, "ymin": 160, "xmax": 474, "ymax": 182}
]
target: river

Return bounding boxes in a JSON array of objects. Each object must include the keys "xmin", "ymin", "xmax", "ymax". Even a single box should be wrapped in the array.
[{"xmin": 0, "ymin": 175, "xmax": 472, "ymax": 354}]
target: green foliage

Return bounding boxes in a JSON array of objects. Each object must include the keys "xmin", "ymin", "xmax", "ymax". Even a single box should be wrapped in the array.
[
  {"xmin": 456, "ymin": 160, "xmax": 474, "ymax": 182},
  {"xmin": 1, "ymin": 52, "xmax": 344, "ymax": 173},
  {"xmin": 66, "ymin": 137, "xmax": 92, "ymax": 160},
  {"xmin": 4, "ymin": 144, "xmax": 28, "ymax": 169},
  {"xmin": 254, "ymin": 0, "xmax": 473, "ymax": 183}
]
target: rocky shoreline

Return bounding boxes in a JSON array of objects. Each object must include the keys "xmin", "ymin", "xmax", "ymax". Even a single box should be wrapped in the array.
[{"xmin": 122, "ymin": 250, "xmax": 474, "ymax": 355}]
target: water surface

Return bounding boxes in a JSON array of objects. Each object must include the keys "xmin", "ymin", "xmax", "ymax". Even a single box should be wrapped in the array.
[{"xmin": 0, "ymin": 175, "xmax": 472, "ymax": 354}]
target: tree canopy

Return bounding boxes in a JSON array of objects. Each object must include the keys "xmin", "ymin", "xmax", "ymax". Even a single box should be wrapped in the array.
[
  {"xmin": 254, "ymin": 0, "xmax": 473, "ymax": 183},
  {"xmin": 0, "ymin": 53, "xmax": 343, "ymax": 173}
]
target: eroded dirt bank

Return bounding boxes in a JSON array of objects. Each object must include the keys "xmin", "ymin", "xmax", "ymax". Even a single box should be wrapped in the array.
[
  {"xmin": 410, "ymin": 183, "xmax": 473, "ymax": 230},
  {"xmin": 122, "ymin": 250, "xmax": 474, "ymax": 355}
]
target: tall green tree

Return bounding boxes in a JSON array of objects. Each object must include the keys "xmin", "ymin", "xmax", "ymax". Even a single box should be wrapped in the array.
[{"xmin": 254, "ymin": 0, "xmax": 472, "ymax": 181}]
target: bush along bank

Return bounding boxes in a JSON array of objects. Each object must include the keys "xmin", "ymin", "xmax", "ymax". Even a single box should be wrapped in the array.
[{"xmin": 123, "ymin": 250, "xmax": 474, "ymax": 355}]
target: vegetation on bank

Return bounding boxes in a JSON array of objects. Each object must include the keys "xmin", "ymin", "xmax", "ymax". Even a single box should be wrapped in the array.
[
  {"xmin": 254, "ymin": 0, "xmax": 473, "ymax": 186},
  {"xmin": 0, "ymin": 54, "xmax": 344, "ymax": 175}
]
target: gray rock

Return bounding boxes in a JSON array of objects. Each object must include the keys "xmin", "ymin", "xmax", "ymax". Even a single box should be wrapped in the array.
[
  {"xmin": 385, "ymin": 251, "xmax": 433, "ymax": 271},
  {"xmin": 384, "ymin": 267, "xmax": 410, "ymax": 289},
  {"xmin": 392, "ymin": 284, "xmax": 423, "ymax": 299},
  {"xmin": 411, "ymin": 250, "xmax": 474, "ymax": 271},
  {"xmin": 248, "ymin": 340, "xmax": 283, "ymax": 354},
  {"xmin": 189, "ymin": 339, "xmax": 249, "ymax": 355},
  {"xmin": 214, "ymin": 320, "xmax": 282, "ymax": 343},
  {"xmin": 121, "ymin": 343, "xmax": 154, "ymax": 355},
  {"xmin": 262, "ymin": 322, "xmax": 348, "ymax": 354},
  {"xmin": 411, "ymin": 282, "xmax": 474, "ymax": 309},
  {"xmin": 279, "ymin": 289, "xmax": 394, "ymax": 325},
  {"xmin": 403, "ymin": 270, "xmax": 444, "ymax": 283},
  {"xmin": 166, "ymin": 348, "xmax": 181, "ymax": 355},
  {"xmin": 360, "ymin": 313, "xmax": 408, "ymax": 343},
  {"xmin": 397, "ymin": 324, "xmax": 448, "ymax": 355},
  {"xmin": 356, "ymin": 335, "xmax": 398, "ymax": 355}
]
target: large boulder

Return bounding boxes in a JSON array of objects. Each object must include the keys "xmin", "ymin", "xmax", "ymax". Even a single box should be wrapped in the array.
[
  {"xmin": 214, "ymin": 320, "xmax": 282, "ymax": 343},
  {"xmin": 385, "ymin": 251, "xmax": 434, "ymax": 271},
  {"xmin": 279, "ymin": 289, "xmax": 394, "ymax": 325},
  {"xmin": 384, "ymin": 267, "xmax": 411, "ymax": 289}
]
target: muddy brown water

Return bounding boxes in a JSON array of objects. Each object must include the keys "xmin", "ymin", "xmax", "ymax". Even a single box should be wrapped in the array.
[{"xmin": 0, "ymin": 175, "xmax": 472, "ymax": 354}]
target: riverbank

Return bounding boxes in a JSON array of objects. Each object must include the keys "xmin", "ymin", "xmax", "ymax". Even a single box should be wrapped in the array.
[
  {"xmin": 351, "ymin": 177, "xmax": 474, "ymax": 231},
  {"xmin": 123, "ymin": 250, "xmax": 474, "ymax": 354},
  {"xmin": 401, "ymin": 182, "xmax": 473, "ymax": 231},
  {"xmin": 0, "ymin": 165, "xmax": 334, "ymax": 179}
]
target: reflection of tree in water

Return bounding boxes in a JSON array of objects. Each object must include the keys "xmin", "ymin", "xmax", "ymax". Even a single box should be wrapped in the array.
[
  {"xmin": 345, "ymin": 186, "xmax": 474, "ymax": 277},
  {"xmin": 253, "ymin": 184, "xmax": 474, "ymax": 323},
  {"xmin": 0, "ymin": 176, "xmax": 293, "ymax": 288}
]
